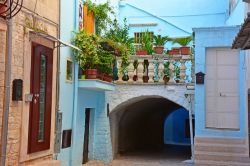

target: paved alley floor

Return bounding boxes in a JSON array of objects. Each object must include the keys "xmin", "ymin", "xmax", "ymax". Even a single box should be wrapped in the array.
[{"xmin": 83, "ymin": 145, "xmax": 194, "ymax": 166}]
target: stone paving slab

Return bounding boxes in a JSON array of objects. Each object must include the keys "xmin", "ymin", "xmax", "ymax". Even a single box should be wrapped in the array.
[{"xmin": 83, "ymin": 145, "xmax": 193, "ymax": 166}]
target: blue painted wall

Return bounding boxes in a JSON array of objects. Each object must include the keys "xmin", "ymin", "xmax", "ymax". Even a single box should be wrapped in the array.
[
  {"xmin": 193, "ymin": 0, "xmax": 247, "ymax": 138},
  {"xmin": 226, "ymin": 0, "xmax": 246, "ymax": 26},
  {"xmin": 71, "ymin": 89, "xmax": 112, "ymax": 165},
  {"xmin": 119, "ymin": 0, "xmax": 229, "ymax": 39},
  {"xmin": 58, "ymin": 0, "xmax": 113, "ymax": 165},
  {"xmin": 193, "ymin": 26, "xmax": 246, "ymax": 138},
  {"xmin": 57, "ymin": 0, "xmax": 77, "ymax": 165},
  {"xmin": 164, "ymin": 108, "xmax": 190, "ymax": 145}
]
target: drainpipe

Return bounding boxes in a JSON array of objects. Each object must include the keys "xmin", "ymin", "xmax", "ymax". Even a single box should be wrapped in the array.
[
  {"xmin": 1, "ymin": 0, "xmax": 12, "ymax": 165},
  {"xmin": 188, "ymin": 94, "xmax": 194, "ymax": 162},
  {"xmin": 54, "ymin": 0, "xmax": 61, "ymax": 160}
]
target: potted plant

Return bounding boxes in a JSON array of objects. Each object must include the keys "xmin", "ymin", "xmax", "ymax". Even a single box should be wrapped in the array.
[
  {"xmin": 133, "ymin": 60, "xmax": 139, "ymax": 81},
  {"xmin": 173, "ymin": 61, "xmax": 181, "ymax": 83},
  {"xmin": 104, "ymin": 18, "xmax": 132, "ymax": 78},
  {"xmin": 99, "ymin": 38, "xmax": 115, "ymax": 52},
  {"xmin": 153, "ymin": 35, "xmax": 169, "ymax": 54},
  {"xmin": 136, "ymin": 30, "xmax": 153, "ymax": 55},
  {"xmin": 73, "ymin": 30, "xmax": 99, "ymax": 79},
  {"xmin": 97, "ymin": 48, "xmax": 113, "ymax": 82},
  {"xmin": 172, "ymin": 36, "xmax": 192, "ymax": 55},
  {"xmin": 163, "ymin": 61, "xmax": 171, "ymax": 83}
]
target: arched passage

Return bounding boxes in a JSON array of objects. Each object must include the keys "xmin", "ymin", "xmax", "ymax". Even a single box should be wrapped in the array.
[{"xmin": 110, "ymin": 96, "xmax": 192, "ymax": 160}]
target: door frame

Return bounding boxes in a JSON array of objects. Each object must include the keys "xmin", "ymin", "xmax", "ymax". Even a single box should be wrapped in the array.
[
  {"xmin": 83, "ymin": 108, "xmax": 91, "ymax": 164},
  {"xmin": 28, "ymin": 42, "xmax": 53, "ymax": 153}
]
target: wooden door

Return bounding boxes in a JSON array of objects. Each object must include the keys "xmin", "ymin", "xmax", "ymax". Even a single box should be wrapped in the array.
[
  {"xmin": 206, "ymin": 48, "xmax": 239, "ymax": 129},
  {"xmin": 28, "ymin": 43, "xmax": 53, "ymax": 153},
  {"xmin": 83, "ymin": 108, "xmax": 91, "ymax": 164}
]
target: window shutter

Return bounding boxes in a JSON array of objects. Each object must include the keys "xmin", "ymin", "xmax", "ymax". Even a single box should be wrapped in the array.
[{"xmin": 83, "ymin": 5, "xmax": 95, "ymax": 34}]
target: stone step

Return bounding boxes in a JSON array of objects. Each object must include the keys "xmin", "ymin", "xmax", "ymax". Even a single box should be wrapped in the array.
[
  {"xmin": 27, "ymin": 160, "xmax": 61, "ymax": 166},
  {"xmin": 195, "ymin": 151, "xmax": 250, "ymax": 163},
  {"xmin": 195, "ymin": 143, "xmax": 247, "ymax": 154},
  {"xmin": 195, "ymin": 137, "xmax": 246, "ymax": 145},
  {"xmin": 195, "ymin": 160, "xmax": 250, "ymax": 166}
]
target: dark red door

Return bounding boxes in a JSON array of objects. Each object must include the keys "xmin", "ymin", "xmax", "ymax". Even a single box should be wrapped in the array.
[{"xmin": 28, "ymin": 43, "xmax": 53, "ymax": 153}]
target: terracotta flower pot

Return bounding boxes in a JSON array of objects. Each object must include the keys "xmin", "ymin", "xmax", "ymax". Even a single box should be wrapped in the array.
[
  {"xmin": 154, "ymin": 46, "xmax": 164, "ymax": 54},
  {"xmin": 175, "ymin": 80, "xmax": 180, "ymax": 83},
  {"xmin": 85, "ymin": 69, "xmax": 97, "ymax": 79},
  {"xmin": 136, "ymin": 50, "xmax": 148, "ymax": 55},
  {"xmin": 180, "ymin": 46, "xmax": 190, "ymax": 55},
  {"xmin": 103, "ymin": 74, "xmax": 112, "ymax": 82},
  {"xmin": 169, "ymin": 48, "xmax": 180, "ymax": 55},
  {"xmin": 133, "ymin": 75, "xmax": 138, "ymax": 81},
  {"xmin": 143, "ymin": 76, "xmax": 149, "ymax": 83},
  {"xmin": 163, "ymin": 75, "xmax": 170, "ymax": 83},
  {"xmin": 97, "ymin": 72, "xmax": 104, "ymax": 80}
]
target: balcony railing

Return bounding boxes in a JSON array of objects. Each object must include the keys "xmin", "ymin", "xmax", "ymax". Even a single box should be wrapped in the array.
[{"xmin": 114, "ymin": 54, "xmax": 194, "ymax": 85}]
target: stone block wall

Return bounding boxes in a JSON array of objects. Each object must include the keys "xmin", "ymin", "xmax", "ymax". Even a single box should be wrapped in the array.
[{"xmin": 0, "ymin": 0, "xmax": 59, "ymax": 165}]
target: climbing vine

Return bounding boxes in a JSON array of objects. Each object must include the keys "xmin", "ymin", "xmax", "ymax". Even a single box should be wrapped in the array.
[{"xmin": 84, "ymin": 0, "xmax": 114, "ymax": 35}]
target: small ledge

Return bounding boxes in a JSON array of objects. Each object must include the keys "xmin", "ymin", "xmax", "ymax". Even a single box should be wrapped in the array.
[{"xmin": 78, "ymin": 79, "xmax": 115, "ymax": 91}]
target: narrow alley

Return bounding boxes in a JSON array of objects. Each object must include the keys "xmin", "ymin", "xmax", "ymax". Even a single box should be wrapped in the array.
[{"xmin": 83, "ymin": 145, "xmax": 192, "ymax": 166}]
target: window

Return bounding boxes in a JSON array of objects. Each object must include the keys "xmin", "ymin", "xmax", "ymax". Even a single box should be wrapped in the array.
[
  {"xmin": 66, "ymin": 59, "xmax": 73, "ymax": 82},
  {"xmin": 134, "ymin": 32, "xmax": 154, "ymax": 50},
  {"xmin": 83, "ymin": 5, "xmax": 95, "ymax": 33},
  {"xmin": 134, "ymin": 32, "xmax": 154, "ymax": 44}
]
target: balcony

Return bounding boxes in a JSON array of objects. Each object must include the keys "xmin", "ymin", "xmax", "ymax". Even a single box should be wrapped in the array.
[
  {"xmin": 78, "ymin": 79, "xmax": 115, "ymax": 91},
  {"xmin": 114, "ymin": 54, "xmax": 194, "ymax": 85}
]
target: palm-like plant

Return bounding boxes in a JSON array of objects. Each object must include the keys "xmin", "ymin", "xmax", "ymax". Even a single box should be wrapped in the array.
[
  {"xmin": 154, "ymin": 35, "xmax": 169, "ymax": 46},
  {"xmin": 172, "ymin": 36, "xmax": 192, "ymax": 46},
  {"xmin": 140, "ymin": 30, "xmax": 154, "ymax": 55}
]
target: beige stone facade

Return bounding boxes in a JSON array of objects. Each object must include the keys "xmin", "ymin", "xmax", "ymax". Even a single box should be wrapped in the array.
[{"xmin": 0, "ymin": 0, "xmax": 60, "ymax": 165}]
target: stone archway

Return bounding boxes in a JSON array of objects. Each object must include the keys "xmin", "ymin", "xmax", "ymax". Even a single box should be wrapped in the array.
[
  {"xmin": 106, "ymin": 85, "xmax": 190, "ymax": 113},
  {"xmin": 109, "ymin": 95, "xmax": 190, "ymax": 158}
]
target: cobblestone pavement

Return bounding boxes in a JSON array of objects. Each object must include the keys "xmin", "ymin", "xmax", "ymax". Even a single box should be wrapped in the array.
[{"xmin": 83, "ymin": 145, "xmax": 194, "ymax": 166}]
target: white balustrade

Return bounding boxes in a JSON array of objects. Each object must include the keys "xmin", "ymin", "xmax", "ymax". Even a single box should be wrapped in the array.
[{"xmin": 114, "ymin": 54, "xmax": 194, "ymax": 85}]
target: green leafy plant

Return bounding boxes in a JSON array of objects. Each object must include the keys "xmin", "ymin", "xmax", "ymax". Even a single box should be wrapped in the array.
[
  {"xmin": 105, "ymin": 18, "xmax": 134, "ymax": 55},
  {"xmin": 139, "ymin": 30, "xmax": 154, "ymax": 54},
  {"xmin": 163, "ymin": 61, "xmax": 171, "ymax": 77},
  {"xmin": 97, "ymin": 49, "xmax": 113, "ymax": 75},
  {"xmin": 172, "ymin": 36, "xmax": 192, "ymax": 46},
  {"xmin": 84, "ymin": 0, "xmax": 114, "ymax": 35},
  {"xmin": 173, "ymin": 61, "xmax": 181, "ymax": 81},
  {"xmin": 73, "ymin": 30, "xmax": 99, "ymax": 69},
  {"xmin": 154, "ymin": 35, "xmax": 169, "ymax": 46},
  {"xmin": 104, "ymin": 18, "xmax": 133, "ymax": 75}
]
